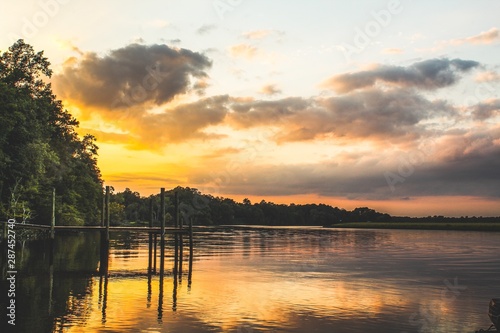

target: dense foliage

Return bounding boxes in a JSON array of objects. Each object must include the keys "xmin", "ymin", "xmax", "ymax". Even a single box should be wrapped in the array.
[{"xmin": 0, "ymin": 40, "xmax": 102, "ymax": 225}]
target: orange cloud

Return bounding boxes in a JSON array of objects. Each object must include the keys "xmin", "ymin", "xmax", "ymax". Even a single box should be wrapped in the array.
[
  {"xmin": 259, "ymin": 84, "xmax": 281, "ymax": 95},
  {"xmin": 242, "ymin": 30, "xmax": 273, "ymax": 40},
  {"xmin": 475, "ymin": 71, "xmax": 500, "ymax": 82},
  {"xmin": 382, "ymin": 47, "xmax": 403, "ymax": 54},
  {"xmin": 229, "ymin": 43, "xmax": 259, "ymax": 59},
  {"xmin": 449, "ymin": 27, "xmax": 499, "ymax": 45}
]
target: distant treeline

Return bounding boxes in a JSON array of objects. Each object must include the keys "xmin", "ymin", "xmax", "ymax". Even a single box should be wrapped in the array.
[
  {"xmin": 109, "ymin": 186, "xmax": 391, "ymax": 226},
  {"xmin": 109, "ymin": 187, "xmax": 499, "ymax": 226},
  {"xmin": 391, "ymin": 215, "xmax": 500, "ymax": 223}
]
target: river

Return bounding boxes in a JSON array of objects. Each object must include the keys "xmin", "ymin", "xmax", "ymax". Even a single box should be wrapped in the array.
[{"xmin": 1, "ymin": 226, "xmax": 499, "ymax": 332}]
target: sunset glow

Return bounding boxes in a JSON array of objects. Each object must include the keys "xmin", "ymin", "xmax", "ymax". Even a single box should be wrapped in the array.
[{"xmin": 2, "ymin": 0, "xmax": 500, "ymax": 216}]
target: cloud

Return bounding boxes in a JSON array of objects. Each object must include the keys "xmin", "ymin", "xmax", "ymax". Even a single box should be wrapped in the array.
[
  {"xmin": 135, "ymin": 95, "xmax": 229, "ymax": 146},
  {"xmin": 229, "ymin": 43, "xmax": 259, "ymax": 59},
  {"xmin": 471, "ymin": 99, "xmax": 500, "ymax": 120},
  {"xmin": 53, "ymin": 43, "xmax": 212, "ymax": 109},
  {"xmin": 259, "ymin": 84, "xmax": 281, "ymax": 96},
  {"xmin": 192, "ymin": 126, "xmax": 500, "ymax": 200},
  {"xmin": 228, "ymin": 89, "xmax": 454, "ymax": 143},
  {"xmin": 242, "ymin": 30, "xmax": 273, "ymax": 40},
  {"xmin": 197, "ymin": 24, "xmax": 217, "ymax": 35},
  {"xmin": 199, "ymin": 147, "xmax": 243, "ymax": 159},
  {"xmin": 166, "ymin": 38, "xmax": 182, "ymax": 45},
  {"xmin": 323, "ymin": 58, "xmax": 480, "ymax": 93},
  {"xmin": 475, "ymin": 71, "xmax": 500, "ymax": 82},
  {"xmin": 449, "ymin": 27, "xmax": 499, "ymax": 45},
  {"xmin": 56, "ymin": 39, "xmax": 84, "ymax": 55}
]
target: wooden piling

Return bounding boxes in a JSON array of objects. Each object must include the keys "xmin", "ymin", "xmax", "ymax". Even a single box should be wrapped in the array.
[
  {"xmin": 178, "ymin": 233, "xmax": 183, "ymax": 281},
  {"xmin": 148, "ymin": 198, "xmax": 153, "ymax": 274},
  {"xmin": 174, "ymin": 190, "xmax": 179, "ymax": 228},
  {"xmin": 158, "ymin": 189, "xmax": 166, "ymax": 323},
  {"xmin": 105, "ymin": 186, "xmax": 110, "ymax": 241},
  {"xmin": 174, "ymin": 234, "xmax": 179, "ymax": 276},
  {"xmin": 173, "ymin": 189, "xmax": 179, "ymax": 276},
  {"xmin": 188, "ymin": 217, "xmax": 194, "ymax": 287},
  {"xmin": 160, "ymin": 188, "xmax": 165, "ymax": 237},
  {"xmin": 153, "ymin": 233, "xmax": 157, "ymax": 273},
  {"xmin": 101, "ymin": 190, "xmax": 105, "ymax": 227},
  {"xmin": 159, "ymin": 188, "xmax": 165, "ymax": 277}
]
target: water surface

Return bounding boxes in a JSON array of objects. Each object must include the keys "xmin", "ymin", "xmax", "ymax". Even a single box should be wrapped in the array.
[{"xmin": 1, "ymin": 226, "xmax": 499, "ymax": 332}]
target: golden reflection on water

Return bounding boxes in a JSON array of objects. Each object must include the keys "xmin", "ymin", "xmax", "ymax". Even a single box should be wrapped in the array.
[{"xmin": 47, "ymin": 228, "xmax": 500, "ymax": 332}]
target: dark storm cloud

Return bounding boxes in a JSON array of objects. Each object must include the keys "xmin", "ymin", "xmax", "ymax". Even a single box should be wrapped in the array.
[
  {"xmin": 325, "ymin": 58, "xmax": 480, "ymax": 93},
  {"xmin": 54, "ymin": 43, "xmax": 211, "ymax": 109}
]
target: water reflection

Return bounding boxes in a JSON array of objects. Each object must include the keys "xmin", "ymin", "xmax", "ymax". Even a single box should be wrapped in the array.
[
  {"xmin": 2, "ymin": 227, "xmax": 500, "ymax": 332},
  {"xmin": 0, "ymin": 230, "xmax": 192, "ymax": 333}
]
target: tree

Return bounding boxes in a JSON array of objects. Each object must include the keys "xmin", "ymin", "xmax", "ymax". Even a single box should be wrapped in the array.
[{"xmin": 0, "ymin": 40, "xmax": 102, "ymax": 224}]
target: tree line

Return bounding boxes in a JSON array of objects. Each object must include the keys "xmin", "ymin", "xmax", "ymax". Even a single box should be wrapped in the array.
[
  {"xmin": 109, "ymin": 187, "xmax": 499, "ymax": 226},
  {"xmin": 107, "ymin": 187, "xmax": 392, "ymax": 226}
]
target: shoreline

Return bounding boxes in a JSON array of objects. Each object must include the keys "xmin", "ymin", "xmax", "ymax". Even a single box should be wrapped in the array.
[{"xmin": 326, "ymin": 222, "xmax": 500, "ymax": 232}]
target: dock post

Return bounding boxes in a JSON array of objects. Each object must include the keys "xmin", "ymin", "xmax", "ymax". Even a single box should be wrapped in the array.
[
  {"xmin": 148, "ymin": 198, "xmax": 153, "ymax": 274},
  {"xmin": 178, "ymin": 231, "xmax": 183, "ymax": 282},
  {"xmin": 101, "ymin": 189, "xmax": 105, "ymax": 227},
  {"xmin": 178, "ymin": 194, "xmax": 183, "ymax": 280},
  {"xmin": 51, "ymin": 187, "xmax": 55, "ymax": 239},
  {"xmin": 100, "ymin": 186, "xmax": 110, "ymax": 276},
  {"xmin": 188, "ymin": 217, "xmax": 194, "ymax": 287},
  {"xmin": 174, "ymin": 190, "xmax": 179, "ymax": 228},
  {"xmin": 153, "ymin": 233, "xmax": 157, "ymax": 273},
  {"xmin": 173, "ymin": 190, "xmax": 179, "ymax": 275},
  {"xmin": 105, "ymin": 186, "xmax": 110, "ymax": 241},
  {"xmin": 158, "ymin": 188, "xmax": 165, "ymax": 323},
  {"xmin": 160, "ymin": 188, "xmax": 165, "ymax": 277}
]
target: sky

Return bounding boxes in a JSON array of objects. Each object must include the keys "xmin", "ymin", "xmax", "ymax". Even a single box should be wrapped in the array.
[{"xmin": 1, "ymin": 0, "xmax": 500, "ymax": 217}]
